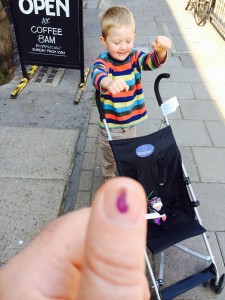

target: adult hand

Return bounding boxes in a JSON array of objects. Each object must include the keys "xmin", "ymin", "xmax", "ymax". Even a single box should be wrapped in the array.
[{"xmin": 0, "ymin": 177, "xmax": 150, "ymax": 300}]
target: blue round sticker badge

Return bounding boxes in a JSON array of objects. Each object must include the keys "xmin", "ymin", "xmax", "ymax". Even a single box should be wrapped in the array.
[{"xmin": 136, "ymin": 144, "xmax": 154, "ymax": 157}]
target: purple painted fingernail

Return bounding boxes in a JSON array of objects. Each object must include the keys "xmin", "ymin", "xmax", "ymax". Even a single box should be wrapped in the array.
[
  {"xmin": 116, "ymin": 190, "xmax": 129, "ymax": 213},
  {"xmin": 103, "ymin": 184, "xmax": 142, "ymax": 226}
]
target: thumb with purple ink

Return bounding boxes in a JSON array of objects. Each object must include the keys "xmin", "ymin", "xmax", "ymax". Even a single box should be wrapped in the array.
[{"xmin": 77, "ymin": 177, "xmax": 150, "ymax": 299}]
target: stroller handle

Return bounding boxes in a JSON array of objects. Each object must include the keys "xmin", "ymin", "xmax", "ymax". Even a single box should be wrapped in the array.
[
  {"xmin": 96, "ymin": 90, "xmax": 105, "ymax": 121},
  {"xmin": 154, "ymin": 73, "xmax": 170, "ymax": 106}
]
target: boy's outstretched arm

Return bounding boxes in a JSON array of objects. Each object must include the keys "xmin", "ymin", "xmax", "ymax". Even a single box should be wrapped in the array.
[
  {"xmin": 92, "ymin": 62, "xmax": 129, "ymax": 95},
  {"xmin": 151, "ymin": 36, "xmax": 171, "ymax": 64}
]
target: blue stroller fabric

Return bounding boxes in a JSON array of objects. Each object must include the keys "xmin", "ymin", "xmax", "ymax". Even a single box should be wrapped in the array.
[{"xmin": 109, "ymin": 125, "xmax": 206, "ymax": 254}]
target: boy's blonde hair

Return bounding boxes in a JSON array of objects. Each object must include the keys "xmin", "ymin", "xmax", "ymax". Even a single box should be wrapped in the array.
[{"xmin": 100, "ymin": 6, "xmax": 135, "ymax": 39}]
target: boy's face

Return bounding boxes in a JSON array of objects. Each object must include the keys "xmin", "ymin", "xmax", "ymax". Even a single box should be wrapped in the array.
[{"xmin": 100, "ymin": 25, "xmax": 135, "ymax": 61}]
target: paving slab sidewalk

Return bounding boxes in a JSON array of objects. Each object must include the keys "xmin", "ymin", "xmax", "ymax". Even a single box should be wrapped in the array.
[{"xmin": 0, "ymin": 0, "xmax": 100, "ymax": 266}]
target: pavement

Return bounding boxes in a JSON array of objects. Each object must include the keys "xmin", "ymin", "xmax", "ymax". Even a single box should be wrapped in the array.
[{"xmin": 0, "ymin": 0, "xmax": 225, "ymax": 299}]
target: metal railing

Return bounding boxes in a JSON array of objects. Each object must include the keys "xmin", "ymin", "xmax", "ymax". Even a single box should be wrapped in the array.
[
  {"xmin": 210, "ymin": 0, "xmax": 225, "ymax": 38},
  {"xmin": 185, "ymin": 0, "xmax": 225, "ymax": 38}
]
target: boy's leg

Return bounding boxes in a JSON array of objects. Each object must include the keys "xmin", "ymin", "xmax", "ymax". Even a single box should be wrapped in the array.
[
  {"xmin": 100, "ymin": 128, "xmax": 116, "ymax": 179},
  {"xmin": 121, "ymin": 126, "xmax": 137, "ymax": 139},
  {"xmin": 99, "ymin": 126, "xmax": 137, "ymax": 180}
]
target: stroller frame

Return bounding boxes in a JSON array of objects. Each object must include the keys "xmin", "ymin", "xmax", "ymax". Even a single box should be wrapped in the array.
[{"xmin": 96, "ymin": 73, "xmax": 225, "ymax": 299}]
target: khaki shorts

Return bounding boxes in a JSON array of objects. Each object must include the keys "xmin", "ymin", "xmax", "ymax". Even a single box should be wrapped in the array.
[{"xmin": 100, "ymin": 126, "xmax": 137, "ymax": 179}]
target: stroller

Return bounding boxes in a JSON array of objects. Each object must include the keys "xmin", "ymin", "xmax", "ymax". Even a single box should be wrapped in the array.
[{"xmin": 96, "ymin": 73, "xmax": 225, "ymax": 299}]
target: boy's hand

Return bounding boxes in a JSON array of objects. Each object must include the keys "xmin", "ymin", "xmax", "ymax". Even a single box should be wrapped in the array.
[
  {"xmin": 151, "ymin": 35, "xmax": 171, "ymax": 64},
  {"xmin": 101, "ymin": 77, "xmax": 129, "ymax": 95}
]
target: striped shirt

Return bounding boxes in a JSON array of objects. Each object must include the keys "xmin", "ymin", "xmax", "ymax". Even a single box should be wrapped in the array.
[{"xmin": 92, "ymin": 49, "xmax": 163, "ymax": 128}]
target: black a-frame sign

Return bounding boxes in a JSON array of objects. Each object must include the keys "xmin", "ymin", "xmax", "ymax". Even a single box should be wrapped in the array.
[{"xmin": 9, "ymin": 0, "xmax": 85, "ymax": 97}]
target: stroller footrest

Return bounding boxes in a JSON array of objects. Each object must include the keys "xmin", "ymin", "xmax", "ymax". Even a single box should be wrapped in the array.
[{"xmin": 160, "ymin": 264, "xmax": 216, "ymax": 300}]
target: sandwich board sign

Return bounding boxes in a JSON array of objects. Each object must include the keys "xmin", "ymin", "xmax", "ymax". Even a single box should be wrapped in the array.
[{"xmin": 10, "ymin": 0, "xmax": 84, "ymax": 82}]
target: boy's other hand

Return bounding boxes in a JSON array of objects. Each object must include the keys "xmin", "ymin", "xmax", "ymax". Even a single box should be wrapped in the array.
[
  {"xmin": 151, "ymin": 35, "xmax": 171, "ymax": 52},
  {"xmin": 101, "ymin": 77, "xmax": 129, "ymax": 95},
  {"xmin": 151, "ymin": 35, "xmax": 171, "ymax": 63}
]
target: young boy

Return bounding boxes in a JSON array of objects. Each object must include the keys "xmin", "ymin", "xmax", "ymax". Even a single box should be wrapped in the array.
[{"xmin": 92, "ymin": 6, "xmax": 171, "ymax": 181}]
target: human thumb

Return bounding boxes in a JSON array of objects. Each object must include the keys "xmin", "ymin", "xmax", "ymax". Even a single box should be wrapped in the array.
[{"xmin": 77, "ymin": 177, "xmax": 150, "ymax": 300}]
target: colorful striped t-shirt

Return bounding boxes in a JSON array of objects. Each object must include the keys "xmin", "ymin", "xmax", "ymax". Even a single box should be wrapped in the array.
[{"xmin": 92, "ymin": 49, "xmax": 163, "ymax": 128}]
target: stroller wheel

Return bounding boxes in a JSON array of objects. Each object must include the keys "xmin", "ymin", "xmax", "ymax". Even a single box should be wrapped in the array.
[{"xmin": 211, "ymin": 274, "xmax": 225, "ymax": 294}]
